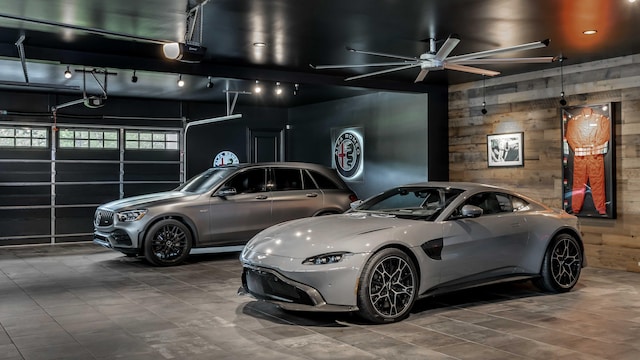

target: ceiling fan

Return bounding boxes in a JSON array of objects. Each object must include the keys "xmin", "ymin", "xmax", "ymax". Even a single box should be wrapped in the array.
[{"xmin": 310, "ymin": 34, "xmax": 554, "ymax": 82}]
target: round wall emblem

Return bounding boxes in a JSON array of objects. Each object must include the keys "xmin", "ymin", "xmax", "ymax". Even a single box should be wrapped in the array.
[
  {"xmin": 334, "ymin": 131, "xmax": 362, "ymax": 179},
  {"xmin": 213, "ymin": 151, "xmax": 239, "ymax": 167}
]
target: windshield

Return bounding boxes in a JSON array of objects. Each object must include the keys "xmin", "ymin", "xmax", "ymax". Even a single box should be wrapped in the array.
[
  {"xmin": 355, "ymin": 186, "xmax": 464, "ymax": 221},
  {"xmin": 176, "ymin": 168, "xmax": 233, "ymax": 194}
]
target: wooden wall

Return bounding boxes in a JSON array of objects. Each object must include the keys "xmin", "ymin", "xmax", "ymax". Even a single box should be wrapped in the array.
[{"xmin": 448, "ymin": 54, "xmax": 640, "ymax": 273}]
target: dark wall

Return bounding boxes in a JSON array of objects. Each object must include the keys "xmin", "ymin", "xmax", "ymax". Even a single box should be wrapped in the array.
[
  {"xmin": 287, "ymin": 89, "xmax": 448, "ymax": 198},
  {"xmin": 184, "ymin": 103, "xmax": 288, "ymax": 178}
]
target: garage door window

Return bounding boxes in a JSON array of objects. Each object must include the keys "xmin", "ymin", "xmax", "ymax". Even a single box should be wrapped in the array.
[
  {"xmin": 59, "ymin": 129, "xmax": 118, "ymax": 149},
  {"xmin": 0, "ymin": 127, "xmax": 48, "ymax": 148},
  {"xmin": 125, "ymin": 131, "xmax": 178, "ymax": 150}
]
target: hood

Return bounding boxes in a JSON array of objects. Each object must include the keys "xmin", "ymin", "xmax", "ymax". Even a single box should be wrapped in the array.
[
  {"xmin": 244, "ymin": 212, "xmax": 419, "ymax": 259},
  {"xmin": 99, "ymin": 191, "xmax": 194, "ymax": 210}
]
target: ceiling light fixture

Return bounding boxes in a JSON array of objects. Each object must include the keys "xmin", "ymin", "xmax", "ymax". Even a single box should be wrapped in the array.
[
  {"xmin": 582, "ymin": 29, "xmax": 597, "ymax": 35},
  {"xmin": 275, "ymin": 82, "xmax": 282, "ymax": 95},
  {"xmin": 253, "ymin": 42, "xmax": 267, "ymax": 47},
  {"xmin": 559, "ymin": 56, "xmax": 567, "ymax": 106},
  {"xmin": 64, "ymin": 66, "xmax": 72, "ymax": 79},
  {"xmin": 254, "ymin": 80, "xmax": 262, "ymax": 94},
  {"xmin": 131, "ymin": 70, "xmax": 138, "ymax": 83},
  {"xmin": 177, "ymin": 74, "xmax": 185, "ymax": 87},
  {"xmin": 293, "ymin": 83, "xmax": 299, "ymax": 96},
  {"xmin": 206, "ymin": 76, "xmax": 213, "ymax": 88}
]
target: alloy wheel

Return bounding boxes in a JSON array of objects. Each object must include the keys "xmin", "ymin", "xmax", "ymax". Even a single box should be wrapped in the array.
[
  {"xmin": 151, "ymin": 224, "xmax": 188, "ymax": 261},
  {"xmin": 368, "ymin": 255, "xmax": 415, "ymax": 318},
  {"xmin": 550, "ymin": 236, "xmax": 582, "ymax": 288}
]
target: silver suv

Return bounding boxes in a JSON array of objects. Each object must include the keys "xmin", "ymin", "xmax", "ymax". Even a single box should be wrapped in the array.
[{"xmin": 93, "ymin": 162, "xmax": 358, "ymax": 266}]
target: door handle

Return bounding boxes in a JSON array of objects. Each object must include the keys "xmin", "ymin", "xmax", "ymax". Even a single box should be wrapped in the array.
[
  {"xmin": 255, "ymin": 195, "xmax": 268, "ymax": 200},
  {"xmin": 306, "ymin": 193, "xmax": 318, "ymax": 198}
]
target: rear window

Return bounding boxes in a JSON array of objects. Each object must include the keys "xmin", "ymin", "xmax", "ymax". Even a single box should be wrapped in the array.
[
  {"xmin": 308, "ymin": 170, "xmax": 341, "ymax": 190},
  {"xmin": 302, "ymin": 170, "xmax": 317, "ymax": 189},
  {"xmin": 271, "ymin": 168, "xmax": 303, "ymax": 191}
]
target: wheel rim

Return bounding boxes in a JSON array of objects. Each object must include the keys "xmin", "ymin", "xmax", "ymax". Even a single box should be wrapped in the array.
[
  {"xmin": 550, "ymin": 237, "xmax": 581, "ymax": 288},
  {"xmin": 151, "ymin": 224, "xmax": 188, "ymax": 261},
  {"xmin": 368, "ymin": 255, "xmax": 415, "ymax": 318}
]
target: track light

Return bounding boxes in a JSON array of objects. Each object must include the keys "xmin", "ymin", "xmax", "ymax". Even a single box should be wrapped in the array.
[
  {"xmin": 254, "ymin": 80, "xmax": 262, "ymax": 94},
  {"xmin": 177, "ymin": 74, "xmax": 184, "ymax": 87},
  {"xmin": 293, "ymin": 83, "xmax": 299, "ymax": 96},
  {"xmin": 481, "ymin": 102, "xmax": 488, "ymax": 115},
  {"xmin": 206, "ymin": 76, "xmax": 213, "ymax": 88},
  {"xmin": 131, "ymin": 70, "xmax": 138, "ymax": 83},
  {"xmin": 275, "ymin": 82, "xmax": 282, "ymax": 95},
  {"xmin": 64, "ymin": 66, "xmax": 72, "ymax": 79}
]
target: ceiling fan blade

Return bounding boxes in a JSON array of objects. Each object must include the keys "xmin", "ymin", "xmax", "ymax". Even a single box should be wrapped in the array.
[
  {"xmin": 345, "ymin": 47, "xmax": 418, "ymax": 61},
  {"xmin": 434, "ymin": 34, "xmax": 461, "ymax": 61},
  {"xmin": 453, "ymin": 57, "xmax": 555, "ymax": 65},
  {"xmin": 310, "ymin": 61, "xmax": 416, "ymax": 70},
  {"xmin": 414, "ymin": 69, "xmax": 429, "ymax": 83},
  {"xmin": 345, "ymin": 63, "xmax": 421, "ymax": 81},
  {"xmin": 446, "ymin": 39, "xmax": 550, "ymax": 62},
  {"xmin": 444, "ymin": 63, "xmax": 500, "ymax": 76}
]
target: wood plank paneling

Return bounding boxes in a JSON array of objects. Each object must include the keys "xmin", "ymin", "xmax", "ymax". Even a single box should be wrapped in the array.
[{"xmin": 449, "ymin": 54, "xmax": 640, "ymax": 274}]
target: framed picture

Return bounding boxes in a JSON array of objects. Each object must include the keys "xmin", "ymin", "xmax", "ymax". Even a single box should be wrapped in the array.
[
  {"xmin": 487, "ymin": 132, "xmax": 524, "ymax": 167},
  {"xmin": 561, "ymin": 103, "xmax": 616, "ymax": 218}
]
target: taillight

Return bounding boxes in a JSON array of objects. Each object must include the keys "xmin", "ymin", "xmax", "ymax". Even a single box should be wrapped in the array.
[{"xmin": 349, "ymin": 193, "xmax": 358, "ymax": 202}]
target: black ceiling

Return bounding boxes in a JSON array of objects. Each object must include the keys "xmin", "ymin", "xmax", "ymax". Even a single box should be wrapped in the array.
[{"xmin": 1, "ymin": 0, "xmax": 639, "ymax": 109}]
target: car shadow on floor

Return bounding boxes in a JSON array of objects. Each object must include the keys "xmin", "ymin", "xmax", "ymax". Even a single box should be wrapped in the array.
[{"xmin": 239, "ymin": 280, "xmax": 557, "ymax": 327}]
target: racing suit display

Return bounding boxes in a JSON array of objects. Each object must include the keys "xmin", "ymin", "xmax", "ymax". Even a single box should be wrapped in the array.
[{"xmin": 565, "ymin": 108, "xmax": 610, "ymax": 215}]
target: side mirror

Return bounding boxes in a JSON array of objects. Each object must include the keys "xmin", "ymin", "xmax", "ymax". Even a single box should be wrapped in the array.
[
  {"xmin": 461, "ymin": 204, "xmax": 483, "ymax": 218},
  {"xmin": 215, "ymin": 186, "xmax": 237, "ymax": 197},
  {"xmin": 350, "ymin": 200, "xmax": 364, "ymax": 210}
]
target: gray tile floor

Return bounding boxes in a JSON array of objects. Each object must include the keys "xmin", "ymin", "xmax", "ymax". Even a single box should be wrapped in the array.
[{"xmin": 1, "ymin": 243, "xmax": 639, "ymax": 360}]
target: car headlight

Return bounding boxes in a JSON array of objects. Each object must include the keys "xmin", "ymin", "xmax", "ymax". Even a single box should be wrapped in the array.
[
  {"xmin": 302, "ymin": 252, "xmax": 351, "ymax": 265},
  {"xmin": 116, "ymin": 210, "xmax": 147, "ymax": 222}
]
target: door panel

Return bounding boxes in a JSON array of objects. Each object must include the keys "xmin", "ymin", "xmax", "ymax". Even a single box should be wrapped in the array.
[
  {"xmin": 250, "ymin": 130, "xmax": 283, "ymax": 162},
  {"xmin": 440, "ymin": 192, "xmax": 529, "ymax": 284},
  {"xmin": 205, "ymin": 168, "xmax": 272, "ymax": 245},
  {"xmin": 270, "ymin": 168, "xmax": 323, "ymax": 223}
]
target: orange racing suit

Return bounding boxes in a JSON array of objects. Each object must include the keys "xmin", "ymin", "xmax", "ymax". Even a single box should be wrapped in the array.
[{"xmin": 565, "ymin": 108, "xmax": 610, "ymax": 215}]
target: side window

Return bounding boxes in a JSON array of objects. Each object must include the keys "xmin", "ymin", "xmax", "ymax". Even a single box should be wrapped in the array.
[
  {"xmin": 224, "ymin": 169, "xmax": 266, "ymax": 194},
  {"xmin": 496, "ymin": 193, "xmax": 513, "ymax": 212},
  {"xmin": 302, "ymin": 170, "xmax": 317, "ymax": 189},
  {"xmin": 511, "ymin": 195, "xmax": 531, "ymax": 212},
  {"xmin": 466, "ymin": 192, "xmax": 502, "ymax": 215},
  {"xmin": 271, "ymin": 168, "xmax": 303, "ymax": 191},
  {"xmin": 308, "ymin": 170, "xmax": 341, "ymax": 190}
]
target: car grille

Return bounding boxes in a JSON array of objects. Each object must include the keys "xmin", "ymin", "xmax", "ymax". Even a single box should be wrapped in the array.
[
  {"xmin": 243, "ymin": 268, "xmax": 314, "ymax": 306},
  {"xmin": 94, "ymin": 209, "xmax": 114, "ymax": 227}
]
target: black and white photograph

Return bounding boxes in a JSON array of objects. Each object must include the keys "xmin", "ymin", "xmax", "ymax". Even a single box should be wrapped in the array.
[{"xmin": 487, "ymin": 132, "xmax": 523, "ymax": 167}]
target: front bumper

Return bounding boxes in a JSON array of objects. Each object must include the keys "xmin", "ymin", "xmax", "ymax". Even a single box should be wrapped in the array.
[
  {"xmin": 239, "ymin": 264, "xmax": 358, "ymax": 312},
  {"xmin": 93, "ymin": 228, "xmax": 137, "ymax": 253}
]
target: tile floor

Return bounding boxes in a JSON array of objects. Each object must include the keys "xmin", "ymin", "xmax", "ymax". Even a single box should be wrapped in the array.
[{"xmin": 1, "ymin": 243, "xmax": 639, "ymax": 360}]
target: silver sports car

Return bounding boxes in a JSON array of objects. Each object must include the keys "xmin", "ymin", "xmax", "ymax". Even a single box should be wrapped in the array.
[{"xmin": 239, "ymin": 182, "xmax": 584, "ymax": 323}]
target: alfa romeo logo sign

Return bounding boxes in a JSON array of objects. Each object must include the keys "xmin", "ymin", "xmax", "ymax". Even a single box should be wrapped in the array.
[{"xmin": 334, "ymin": 130, "xmax": 362, "ymax": 179}]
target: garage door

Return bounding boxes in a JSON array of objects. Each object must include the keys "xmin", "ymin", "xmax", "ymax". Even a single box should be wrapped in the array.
[{"xmin": 0, "ymin": 123, "xmax": 183, "ymax": 246}]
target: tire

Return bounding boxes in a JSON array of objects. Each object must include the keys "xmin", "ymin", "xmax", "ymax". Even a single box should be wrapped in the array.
[
  {"xmin": 534, "ymin": 233, "xmax": 582, "ymax": 293},
  {"xmin": 356, "ymin": 248, "xmax": 418, "ymax": 323},
  {"xmin": 143, "ymin": 219, "xmax": 192, "ymax": 266}
]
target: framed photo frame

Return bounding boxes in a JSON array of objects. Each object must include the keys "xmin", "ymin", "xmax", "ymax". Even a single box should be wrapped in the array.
[
  {"xmin": 561, "ymin": 103, "xmax": 616, "ymax": 218},
  {"xmin": 487, "ymin": 132, "xmax": 524, "ymax": 167}
]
